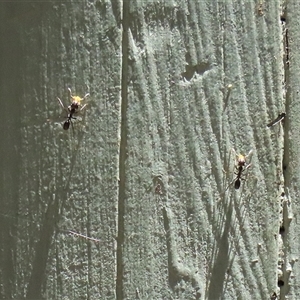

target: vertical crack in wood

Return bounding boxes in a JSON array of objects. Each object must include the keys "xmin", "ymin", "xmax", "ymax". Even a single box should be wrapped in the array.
[{"xmin": 116, "ymin": 1, "xmax": 130, "ymax": 299}]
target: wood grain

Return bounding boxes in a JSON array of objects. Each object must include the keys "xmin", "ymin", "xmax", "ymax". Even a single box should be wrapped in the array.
[{"xmin": 0, "ymin": 1, "xmax": 288, "ymax": 299}]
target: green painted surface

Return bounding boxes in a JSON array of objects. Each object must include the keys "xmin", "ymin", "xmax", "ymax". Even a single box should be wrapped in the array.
[{"xmin": 0, "ymin": 1, "xmax": 290, "ymax": 299}]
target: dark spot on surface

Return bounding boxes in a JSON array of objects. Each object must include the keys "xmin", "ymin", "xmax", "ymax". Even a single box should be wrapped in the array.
[
  {"xmin": 279, "ymin": 226, "xmax": 285, "ymax": 234},
  {"xmin": 270, "ymin": 292, "xmax": 278, "ymax": 300},
  {"xmin": 278, "ymin": 280, "xmax": 284, "ymax": 287},
  {"xmin": 182, "ymin": 63, "xmax": 210, "ymax": 80}
]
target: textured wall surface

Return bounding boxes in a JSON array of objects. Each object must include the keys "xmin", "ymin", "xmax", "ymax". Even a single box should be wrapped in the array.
[{"xmin": 0, "ymin": 1, "xmax": 291, "ymax": 299}]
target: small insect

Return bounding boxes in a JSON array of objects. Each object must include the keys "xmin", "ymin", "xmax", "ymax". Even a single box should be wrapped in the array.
[
  {"xmin": 256, "ymin": 2, "xmax": 264, "ymax": 16},
  {"xmin": 267, "ymin": 113, "xmax": 286, "ymax": 128},
  {"xmin": 68, "ymin": 230, "xmax": 101, "ymax": 242},
  {"xmin": 270, "ymin": 291, "xmax": 278, "ymax": 300},
  {"xmin": 153, "ymin": 175, "xmax": 164, "ymax": 195},
  {"xmin": 57, "ymin": 88, "xmax": 89, "ymax": 130},
  {"xmin": 227, "ymin": 149, "xmax": 252, "ymax": 190}
]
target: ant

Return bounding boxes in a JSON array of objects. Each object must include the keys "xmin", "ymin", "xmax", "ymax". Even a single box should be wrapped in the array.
[
  {"xmin": 57, "ymin": 88, "xmax": 89, "ymax": 130},
  {"xmin": 227, "ymin": 149, "xmax": 252, "ymax": 190},
  {"xmin": 267, "ymin": 112, "xmax": 285, "ymax": 128}
]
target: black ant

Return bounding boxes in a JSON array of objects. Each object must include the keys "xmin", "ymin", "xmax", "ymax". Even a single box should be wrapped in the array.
[
  {"xmin": 226, "ymin": 149, "xmax": 252, "ymax": 190},
  {"xmin": 267, "ymin": 112, "xmax": 286, "ymax": 128},
  {"xmin": 57, "ymin": 88, "xmax": 89, "ymax": 131}
]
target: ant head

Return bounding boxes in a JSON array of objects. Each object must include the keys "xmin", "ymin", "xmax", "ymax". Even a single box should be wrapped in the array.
[
  {"xmin": 237, "ymin": 154, "xmax": 246, "ymax": 166},
  {"xmin": 68, "ymin": 88, "xmax": 83, "ymax": 104},
  {"xmin": 71, "ymin": 95, "xmax": 83, "ymax": 104},
  {"xmin": 68, "ymin": 88, "xmax": 89, "ymax": 104}
]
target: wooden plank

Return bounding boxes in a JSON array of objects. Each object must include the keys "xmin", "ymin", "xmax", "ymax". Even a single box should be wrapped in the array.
[
  {"xmin": 121, "ymin": 1, "xmax": 283, "ymax": 299},
  {"xmin": 281, "ymin": 1, "xmax": 300, "ymax": 299},
  {"xmin": 0, "ymin": 2, "xmax": 121, "ymax": 299},
  {"xmin": 0, "ymin": 0, "xmax": 288, "ymax": 299}
]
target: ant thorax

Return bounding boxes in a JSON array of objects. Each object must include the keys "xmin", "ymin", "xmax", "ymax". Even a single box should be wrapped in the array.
[{"xmin": 69, "ymin": 102, "xmax": 80, "ymax": 112}]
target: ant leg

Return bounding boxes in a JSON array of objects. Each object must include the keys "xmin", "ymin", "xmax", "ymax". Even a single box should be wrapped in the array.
[
  {"xmin": 68, "ymin": 88, "xmax": 73, "ymax": 98},
  {"xmin": 70, "ymin": 119, "xmax": 75, "ymax": 136},
  {"xmin": 82, "ymin": 93, "xmax": 89, "ymax": 100},
  {"xmin": 57, "ymin": 97, "xmax": 68, "ymax": 111},
  {"xmin": 57, "ymin": 97, "xmax": 63, "ymax": 107},
  {"xmin": 231, "ymin": 148, "xmax": 240, "ymax": 160},
  {"xmin": 245, "ymin": 149, "xmax": 253, "ymax": 160},
  {"xmin": 225, "ymin": 177, "xmax": 236, "ymax": 191},
  {"xmin": 244, "ymin": 163, "xmax": 252, "ymax": 171},
  {"xmin": 80, "ymin": 104, "xmax": 88, "ymax": 111}
]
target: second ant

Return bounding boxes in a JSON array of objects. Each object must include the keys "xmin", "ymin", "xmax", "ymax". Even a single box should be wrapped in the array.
[
  {"xmin": 57, "ymin": 88, "xmax": 89, "ymax": 131},
  {"xmin": 227, "ymin": 149, "xmax": 252, "ymax": 190}
]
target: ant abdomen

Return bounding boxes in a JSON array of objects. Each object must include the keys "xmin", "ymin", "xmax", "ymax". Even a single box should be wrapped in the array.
[
  {"xmin": 234, "ymin": 179, "xmax": 241, "ymax": 189},
  {"xmin": 63, "ymin": 121, "xmax": 70, "ymax": 130}
]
